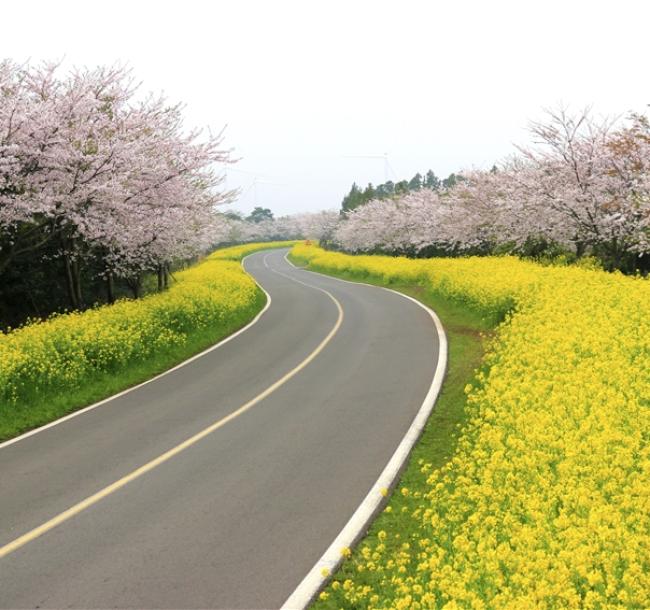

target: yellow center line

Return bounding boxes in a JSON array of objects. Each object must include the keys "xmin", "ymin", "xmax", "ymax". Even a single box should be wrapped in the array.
[{"xmin": 0, "ymin": 256, "xmax": 344, "ymax": 560}]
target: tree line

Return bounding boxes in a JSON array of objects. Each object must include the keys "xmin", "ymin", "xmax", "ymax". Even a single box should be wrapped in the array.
[
  {"xmin": 332, "ymin": 108, "xmax": 650, "ymax": 274},
  {"xmin": 341, "ymin": 170, "xmax": 463, "ymax": 213},
  {"xmin": 0, "ymin": 60, "xmax": 235, "ymax": 328}
]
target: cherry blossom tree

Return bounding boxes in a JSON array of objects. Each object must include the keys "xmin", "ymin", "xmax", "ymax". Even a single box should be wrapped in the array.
[
  {"xmin": 216, "ymin": 210, "xmax": 339, "ymax": 245},
  {"xmin": 331, "ymin": 108, "xmax": 650, "ymax": 272},
  {"xmin": 1, "ymin": 60, "xmax": 236, "ymax": 308}
]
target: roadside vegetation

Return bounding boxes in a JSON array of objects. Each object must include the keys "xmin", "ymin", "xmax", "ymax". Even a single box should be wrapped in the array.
[
  {"xmin": 0, "ymin": 241, "xmax": 293, "ymax": 441},
  {"xmin": 330, "ymin": 109, "xmax": 650, "ymax": 276},
  {"xmin": 0, "ymin": 61, "xmax": 334, "ymax": 331},
  {"xmin": 291, "ymin": 244, "xmax": 650, "ymax": 610}
]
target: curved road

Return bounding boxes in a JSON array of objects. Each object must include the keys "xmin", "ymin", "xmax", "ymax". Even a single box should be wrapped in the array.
[{"xmin": 0, "ymin": 248, "xmax": 440, "ymax": 609}]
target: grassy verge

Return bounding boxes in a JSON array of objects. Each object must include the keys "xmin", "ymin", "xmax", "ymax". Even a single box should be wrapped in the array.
[
  {"xmin": 0, "ymin": 242, "xmax": 293, "ymax": 442},
  {"xmin": 288, "ymin": 253, "xmax": 495, "ymax": 608}
]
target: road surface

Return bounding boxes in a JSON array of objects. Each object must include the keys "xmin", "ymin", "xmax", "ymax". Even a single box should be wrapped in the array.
[{"xmin": 0, "ymin": 248, "xmax": 440, "ymax": 609}]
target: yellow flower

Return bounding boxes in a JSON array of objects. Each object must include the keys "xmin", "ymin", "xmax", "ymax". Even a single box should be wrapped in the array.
[
  {"xmin": 296, "ymin": 244, "xmax": 650, "ymax": 609},
  {"xmin": 0, "ymin": 243, "xmax": 295, "ymax": 411}
]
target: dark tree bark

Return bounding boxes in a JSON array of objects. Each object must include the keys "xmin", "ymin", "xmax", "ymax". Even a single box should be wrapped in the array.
[
  {"xmin": 71, "ymin": 258, "xmax": 83, "ymax": 308},
  {"xmin": 63, "ymin": 253, "xmax": 79, "ymax": 310},
  {"xmin": 126, "ymin": 274, "xmax": 142, "ymax": 299},
  {"xmin": 106, "ymin": 272, "xmax": 115, "ymax": 304}
]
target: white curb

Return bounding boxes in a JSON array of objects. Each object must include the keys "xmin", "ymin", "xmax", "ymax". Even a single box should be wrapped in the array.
[{"xmin": 281, "ymin": 251, "xmax": 448, "ymax": 610}]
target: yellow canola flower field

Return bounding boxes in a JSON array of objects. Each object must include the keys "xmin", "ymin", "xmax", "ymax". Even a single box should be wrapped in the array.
[
  {"xmin": 207, "ymin": 240, "xmax": 296, "ymax": 261},
  {"xmin": 292, "ymin": 244, "xmax": 650, "ymax": 610},
  {"xmin": 0, "ymin": 242, "xmax": 292, "ymax": 411}
]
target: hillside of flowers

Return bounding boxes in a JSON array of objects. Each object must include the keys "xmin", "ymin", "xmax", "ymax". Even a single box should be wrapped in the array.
[
  {"xmin": 0, "ymin": 242, "xmax": 292, "ymax": 438},
  {"xmin": 207, "ymin": 240, "xmax": 296, "ymax": 261},
  {"xmin": 292, "ymin": 244, "xmax": 650, "ymax": 609}
]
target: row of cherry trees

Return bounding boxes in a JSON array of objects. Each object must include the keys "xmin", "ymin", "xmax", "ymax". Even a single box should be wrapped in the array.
[
  {"xmin": 220, "ymin": 210, "xmax": 339, "ymax": 245},
  {"xmin": 333, "ymin": 109, "xmax": 650, "ymax": 272},
  {"xmin": 0, "ymin": 60, "xmax": 236, "ymax": 313}
]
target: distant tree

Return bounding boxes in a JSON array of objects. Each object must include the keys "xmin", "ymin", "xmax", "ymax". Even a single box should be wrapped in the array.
[
  {"xmin": 342, "ymin": 182, "xmax": 366, "ymax": 213},
  {"xmin": 224, "ymin": 210, "xmax": 244, "ymax": 221},
  {"xmin": 408, "ymin": 173, "xmax": 423, "ymax": 191},
  {"xmin": 424, "ymin": 170, "xmax": 441, "ymax": 190},
  {"xmin": 247, "ymin": 207, "xmax": 274, "ymax": 223},
  {"xmin": 442, "ymin": 173, "xmax": 458, "ymax": 189},
  {"xmin": 342, "ymin": 171, "xmax": 451, "ymax": 214},
  {"xmin": 363, "ymin": 183, "xmax": 376, "ymax": 201},
  {"xmin": 376, "ymin": 180, "xmax": 395, "ymax": 198},
  {"xmin": 395, "ymin": 180, "xmax": 410, "ymax": 195}
]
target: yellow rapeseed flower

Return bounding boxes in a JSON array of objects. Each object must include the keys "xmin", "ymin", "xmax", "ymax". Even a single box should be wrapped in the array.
[{"xmin": 297, "ymin": 243, "xmax": 650, "ymax": 609}]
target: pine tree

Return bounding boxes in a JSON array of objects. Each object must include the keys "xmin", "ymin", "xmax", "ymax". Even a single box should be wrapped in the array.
[
  {"xmin": 408, "ymin": 173, "xmax": 423, "ymax": 191},
  {"xmin": 424, "ymin": 170, "xmax": 440, "ymax": 190},
  {"xmin": 341, "ymin": 182, "xmax": 364, "ymax": 212}
]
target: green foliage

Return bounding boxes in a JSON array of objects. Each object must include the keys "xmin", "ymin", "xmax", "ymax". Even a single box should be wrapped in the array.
[
  {"xmin": 340, "ymin": 169, "xmax": 460, "ymax": 213},
  {"xmin": 246, "ymin": 206, "xmax": 274, "ymax": 223},
  {"xmin": 223, "ymin": 210, "xmax": 244, "ymax": 221},
  {"xmin": 424, "ymin": 169, "xmax": 441, "ymax": 190},
  {"xmin": 341, "ymin": 183, "xmax": 366, "ymax": 213},
  {"xmin": 408, "ymin": 172, "xmax": 423, "ymax": 191},
  {"xmin": 442, "ymin": 172, "xmax": 459, "ymax": 189},
  {"xmin": 394, "ymin": 180, "xmax": 410, "ymax": 195}
]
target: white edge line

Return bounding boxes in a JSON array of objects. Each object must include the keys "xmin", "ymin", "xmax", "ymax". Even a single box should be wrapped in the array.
[
  {"xmin": 0, "ymin": 252, "xmax": 274, "ymax": 451},
  {"xmin": 281, "ymin": 251, "xmax": 448, "ymax": 610}
]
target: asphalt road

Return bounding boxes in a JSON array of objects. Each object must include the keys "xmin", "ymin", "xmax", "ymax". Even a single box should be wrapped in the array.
[{"xmin": 0, "ymin": 248, "xmax": 440, "ymax": 609}]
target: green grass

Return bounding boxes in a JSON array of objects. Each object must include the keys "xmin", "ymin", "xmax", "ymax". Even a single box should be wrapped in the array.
[
  {"xmin": 287, "ymin": 253, "xmax": 495, "ymax": 608},
  {"xmin": 0, "ymin": 290, "xmax": 266, "ymax": 441}
]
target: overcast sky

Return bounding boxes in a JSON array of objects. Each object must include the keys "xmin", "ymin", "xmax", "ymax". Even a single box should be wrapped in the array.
[{"xmin": 3, "ymin": 0, "xmax": 649, "ymax": 216}]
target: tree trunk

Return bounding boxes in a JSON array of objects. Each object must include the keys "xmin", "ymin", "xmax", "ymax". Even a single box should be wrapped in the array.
[
  {"xmin": 106, "ymin": 272, "xmax": 115, "ymax": 304},
  {"xmin": 72, "ymin": 259, "xmax": 83, "ymax": 308},
  {"xmin": 157, "ymin": 265, "xmax": 164, "ymax": 292},
  {"xmin": 63, "ymin": 254, "xmax": 79, "ymax": 310},
  {"xmin": 163, "ymin": 263, "xmax": 169, "ymax": 289},
  {"xmin": 127, "ymin": 275, "xmax": 142, "ymax": 299}
]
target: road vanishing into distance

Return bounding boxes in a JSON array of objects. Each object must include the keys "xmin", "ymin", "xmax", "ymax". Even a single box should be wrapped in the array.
[{"xmin": 0, "ymin": 248, "xmax": 440, "ymax": 609}]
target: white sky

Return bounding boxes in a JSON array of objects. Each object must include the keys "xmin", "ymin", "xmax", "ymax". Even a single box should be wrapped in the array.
[{"xmin": 3, "ymin": 0, "xmax": 649, "ymax": 216}]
